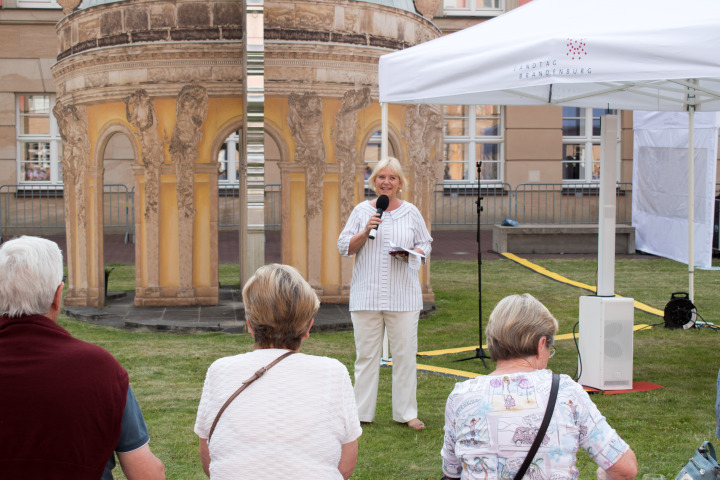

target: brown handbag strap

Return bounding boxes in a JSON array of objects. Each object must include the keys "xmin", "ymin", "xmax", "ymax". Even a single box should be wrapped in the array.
[{"xmin": 207, "ymin": 350, "xmax": 296, "ymax": 443}]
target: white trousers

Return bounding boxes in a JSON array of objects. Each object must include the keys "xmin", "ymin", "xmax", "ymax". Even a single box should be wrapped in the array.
[{"xmin": 350, "ymin": 310, "xmax": 420, "ymax": 423}]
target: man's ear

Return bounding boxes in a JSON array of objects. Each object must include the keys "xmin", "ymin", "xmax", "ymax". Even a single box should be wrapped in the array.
[{"xmin": 47, "ymin": 283, "xmax": 64, "ymax": 321}]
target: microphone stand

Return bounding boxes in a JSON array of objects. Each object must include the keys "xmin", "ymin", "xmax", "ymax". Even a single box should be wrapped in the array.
[{"xmin": 454, "ymin": 161, "xmax": 491, "ymax": 368}]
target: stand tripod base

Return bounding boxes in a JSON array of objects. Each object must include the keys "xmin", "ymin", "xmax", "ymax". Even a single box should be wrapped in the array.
[{"xmin": 453, "ymin": 347, "xmax": 491, "ymax": 368}]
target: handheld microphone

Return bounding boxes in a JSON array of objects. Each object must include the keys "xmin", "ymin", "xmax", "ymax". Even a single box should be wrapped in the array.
[{"xmin": 368, "ymin": 195, "xmax": 389, "ymax": 240}]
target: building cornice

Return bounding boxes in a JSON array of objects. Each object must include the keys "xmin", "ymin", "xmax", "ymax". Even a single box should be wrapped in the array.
[{"xmin": 0, "ymin": 8, "xmax": 63, "ymax": 25}]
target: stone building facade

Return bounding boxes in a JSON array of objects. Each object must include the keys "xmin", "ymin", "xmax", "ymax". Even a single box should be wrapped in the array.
[{"xmin": 51, "ymin": 0, "xmax": 245, "ymax": 306}]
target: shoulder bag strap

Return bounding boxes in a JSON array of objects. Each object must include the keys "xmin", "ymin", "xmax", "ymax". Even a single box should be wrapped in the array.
[
  {"xmin": 207, "ymin": 350, "xmax": 296, "ymax": 443},
  {"xmin": 514, "ymin": 373, "xmax": 560, "ymax": 480}
]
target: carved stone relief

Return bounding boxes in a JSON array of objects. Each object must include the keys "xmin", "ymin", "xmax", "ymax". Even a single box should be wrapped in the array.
[
  {"xmin": 171, "ymin": 84, "xmax": 208, "ymax": 219},
  {"xmin": 54, "ymin": 101, "xmax": 90, "ymax": 194},
  {"xmin": 287, "ymin": 92, "xmax": 326, "ymax": 219},
  {"xmin": 332, "ymin": 87, "xmax": 371, "ymax": 225},
  {"xmin": 170, "ymin": 84, "xmax": 209, "ymax": 295},
  {"xmin": 125, "ymin": 89, "xmax": 164, "ymax": 295},
  {"xmin": 125, "ymin": 89, "xmax": 163, "ymax": 218},
  {"xmin": 53, "ymin": 101, "xmax": 89, "ymax": 228},
  {"xmin": 53, "ymin": 100, "xmax": 91, "ymax": 297},
  {"xmin": 403, "ymin": 104, "xmax": 443, "ymax": 216}
]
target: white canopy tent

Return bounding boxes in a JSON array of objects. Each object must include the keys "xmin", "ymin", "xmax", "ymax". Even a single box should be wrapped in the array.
[{"xmin": 379, "ymin": 0, "xmax": 720, "ymax": 301}]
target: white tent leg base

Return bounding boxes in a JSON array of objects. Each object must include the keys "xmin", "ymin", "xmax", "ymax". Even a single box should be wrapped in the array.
[{"xmin": 578, "ymin": 296, "xmax": 634, "ymax": 391}]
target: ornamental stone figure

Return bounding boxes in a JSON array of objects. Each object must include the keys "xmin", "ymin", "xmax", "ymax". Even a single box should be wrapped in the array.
[
  {"xmin": 288, "ymin": 92, "xmax": 326, "ymax": 219},
  {"xmin": 333, "ymin": 87, "xmax": 372, "ymax": 225}
]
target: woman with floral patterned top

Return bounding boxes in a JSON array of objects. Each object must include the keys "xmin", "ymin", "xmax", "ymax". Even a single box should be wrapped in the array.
[{"xmin": 441, "ymin": 294, "xmax": 638, "ymax": 480}]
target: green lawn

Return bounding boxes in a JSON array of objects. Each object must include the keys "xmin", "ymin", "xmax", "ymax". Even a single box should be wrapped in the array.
[{"xmin": 65, "ymin": 256, "xmax": 720, "ymax": 479}]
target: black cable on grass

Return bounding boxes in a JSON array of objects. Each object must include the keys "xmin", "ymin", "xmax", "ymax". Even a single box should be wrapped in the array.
[{"xmin": 573, "ymin": 321, "xmax": 581, "ymax": 382}]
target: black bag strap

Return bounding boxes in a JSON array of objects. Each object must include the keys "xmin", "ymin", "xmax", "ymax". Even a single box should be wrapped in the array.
[
  {"xmin": 207, "ymin": 351, "xmax": 296, "ymax": 443},
  {"xmin": 514, "ymin": 373, "xmax": 560, "ymax": 480}
]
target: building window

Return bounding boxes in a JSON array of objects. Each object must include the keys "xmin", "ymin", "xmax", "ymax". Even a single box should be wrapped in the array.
[
  {"xmin": 17, "ymin": 94, "xmax": 62, "ymax": 184},
  {"xmin": 443, "ymin": 0, "xmax": 503, "ymax": 16},
  {"xmin": 16, "ymin": 0, "xmax": 61, "ymax": 8},
  {"xmin": 218, "ymin": 129, "xmax": 241, "ymax": 185},
  {"xmin": 562, "ymin": 107, "xmax": 619, "ymax": 182},
  {"xmin": 443, "ymin": 105, "xmax": 503, "ymax": 183}
]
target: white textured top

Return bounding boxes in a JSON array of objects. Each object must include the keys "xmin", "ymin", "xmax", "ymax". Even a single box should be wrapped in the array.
[
  {"xmin": 195, "ymin": 349, "xmax": 362, "ymax": 480},
  {"xmin": 337, "ymin": 200, "xmax": 432, "ymax": 311},
  {"xmin": 442, "ymin": 370, "xmax": 630, "ymax": 480}
]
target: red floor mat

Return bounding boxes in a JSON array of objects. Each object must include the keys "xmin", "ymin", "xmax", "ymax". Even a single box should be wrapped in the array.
[{"xmin": 584, "ymin": 382, "xmax": 664, "ymax": 395}]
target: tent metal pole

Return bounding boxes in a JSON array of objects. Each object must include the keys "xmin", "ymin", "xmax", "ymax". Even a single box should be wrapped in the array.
[
  {"xmin": 688, "ymin": 104, "xmax": 695, "ymax": 302},
  {"xmin": 381, "ymin": 101, "xmax": 390, "ymax": 363},
  {"xmin": 381, "ymin": 102, "xmax": 389, "ymax": 158}
]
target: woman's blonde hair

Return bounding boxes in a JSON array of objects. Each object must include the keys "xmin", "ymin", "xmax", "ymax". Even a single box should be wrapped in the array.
[
  {"xmin": 242, "ymin": 264, "xmax": 320, "ymax": 350},
  {"xmin": 485, "ymin": 293, "xmax": 558, "ymax": 361},
  {"xmin": 368, "ymin": 157, "xmax": 408, "ymax": 194}
]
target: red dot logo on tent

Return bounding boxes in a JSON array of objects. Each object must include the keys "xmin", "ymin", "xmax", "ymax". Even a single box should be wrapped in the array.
[{"xmin": 566, "ymin": 38, "xmax": 587, "ymax": 60}]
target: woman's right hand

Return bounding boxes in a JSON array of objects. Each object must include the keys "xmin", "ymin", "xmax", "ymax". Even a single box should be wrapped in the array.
[
  {"xmin": 348, "ymin": 213, "xmax": 382, "ymax": 255},
  {"xmin": 365, "ymin": 213, "xmax": 382, "ymax": 234}
]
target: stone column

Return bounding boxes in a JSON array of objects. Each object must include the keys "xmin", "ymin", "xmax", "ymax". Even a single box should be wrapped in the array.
[
  {"xmin": 125, "ymin": 89, "xmax": 163, "ymax": 299},
  {"xmin": 403, "ymin": 104, "xmax": 443, "ymax": 301},
  {"xmin": 288, "ymin": 92, "xmax": 326, "ymax": 291},
  {"xmin": 53, "ymin": 101, "xmax": 97, "ymax": 306},
  {"xmin": 333, "ymin": 87, "xmax": 372, "ymax": 295},
  {"xmin": 170, "ymin": 85, "xmax": 209, "ymax": 298}
]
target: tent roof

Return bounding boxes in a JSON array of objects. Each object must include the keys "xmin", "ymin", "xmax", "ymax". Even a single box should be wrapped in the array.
[{"xmin": 379, "ymin": 0, "xmax": 720, "ymax": 111}]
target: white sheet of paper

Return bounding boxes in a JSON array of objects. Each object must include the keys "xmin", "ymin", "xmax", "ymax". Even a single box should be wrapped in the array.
[{"xmin": 407, "ymin": 253, "xmax": 421, "ymax": 271}]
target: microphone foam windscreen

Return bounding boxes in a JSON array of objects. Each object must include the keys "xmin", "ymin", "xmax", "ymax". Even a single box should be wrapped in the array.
[{"xmin": 377, "ymin": 195, "xmax": 390, "ymax": 210}]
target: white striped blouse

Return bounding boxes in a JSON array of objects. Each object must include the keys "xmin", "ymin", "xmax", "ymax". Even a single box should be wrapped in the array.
[{"xmin": 337, "ymin": 200, "xmax": 432, "ymax": 312}]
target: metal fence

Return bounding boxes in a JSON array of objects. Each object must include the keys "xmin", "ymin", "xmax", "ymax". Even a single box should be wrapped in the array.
[
  {"xmin": 0, "ymin": 184, "xmax": 134, "ymax": 244},
  {"xmin": 217, "ymin": 184, "xmax": 281, "ymax": 230},
  {"xmin": 0, "ymin": 181, "xmax": 650, "ymax": 242},
  {"xmin": 103, "ymin": 184, "xmax": 132, "ymax": 243},
  {"xmin": 432, "ymin": 182, "xmax": 633, "ymax": 227},
  {"xmin": 513, "ymin": 182, "xmax": 633, "ymax": 225},
  {"xmin": 0, "ymin": 184, "xmax": 65, "ymax": 243},
  {"xmin": 433, "ymin": 182, "xmax": 513, "ymax": 226}
]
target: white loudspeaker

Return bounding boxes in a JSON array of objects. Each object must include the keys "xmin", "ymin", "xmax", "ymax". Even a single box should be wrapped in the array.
[{"xmin": 577, "ymin": 296, "xmax": 634, "ymax": 390}]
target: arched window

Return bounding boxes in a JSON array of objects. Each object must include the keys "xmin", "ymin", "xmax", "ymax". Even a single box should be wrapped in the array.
[{"xmin": 363, "ymin": 130, "xmax": 397, "ymax": 180}]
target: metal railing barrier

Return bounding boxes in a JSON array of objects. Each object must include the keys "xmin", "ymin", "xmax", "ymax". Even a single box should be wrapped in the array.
[
  {"xmin": 218, "ymin": 184, "xmax": 281, "ymax": 230},
  {"xmin": 512, "ymin": 182, "xmax": 632, "ymax": 225},
  {"xmin": 433, "ymin": 182, "xmax": 513, "ymax": 227}
]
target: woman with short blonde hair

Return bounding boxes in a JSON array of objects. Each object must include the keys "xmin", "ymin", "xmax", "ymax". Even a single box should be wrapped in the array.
[
  {"xmin": 486, "ymin": 293, "xmax": 558, "ymax": 361},
  {"xmin": 242, "ymin": 263, "xmax": 320, "ymax": 351},
  {"xmin": 196, "ymin": 264, "xmax": 361, "ymax": 479},
  {"xmin": 367, "ymin": 157, "xmax": 408, "ymax": 195},
  {"xmin": 441, "ymin": 293, "xmax": 638, "ymax": 480},
  {"xmin": 337, "ymin": 156, "xmax": 432, "ymax": 430}
]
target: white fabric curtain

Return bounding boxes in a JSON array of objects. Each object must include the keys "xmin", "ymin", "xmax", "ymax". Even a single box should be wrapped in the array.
[{"xmin": 632, "ymin": 112, "xmax": 720, "ymax": 268}]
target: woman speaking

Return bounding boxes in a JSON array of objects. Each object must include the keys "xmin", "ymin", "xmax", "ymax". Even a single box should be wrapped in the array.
[{"xmin": 337, "ymin": 157, "xmax": 432, "ymax": 430}]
